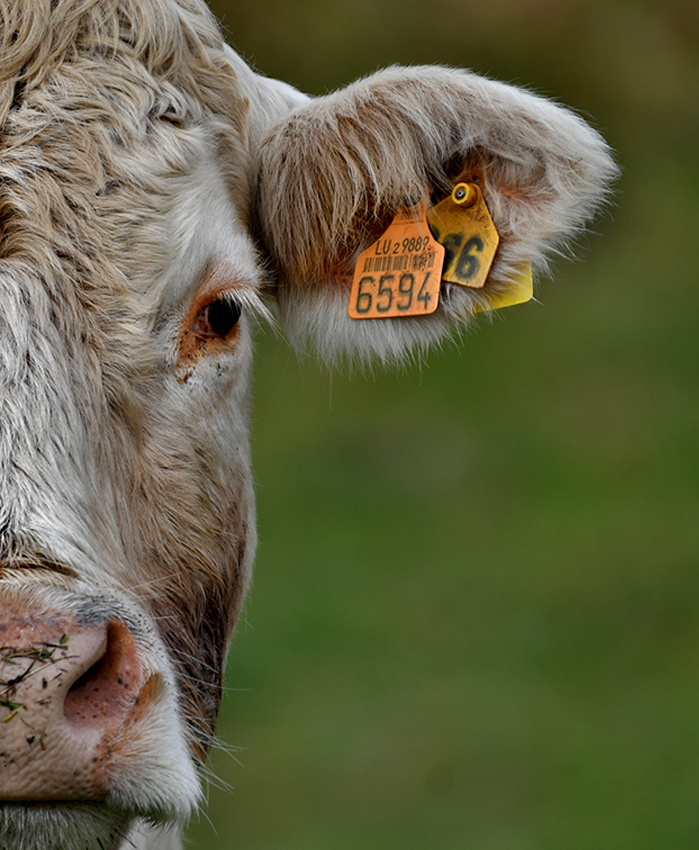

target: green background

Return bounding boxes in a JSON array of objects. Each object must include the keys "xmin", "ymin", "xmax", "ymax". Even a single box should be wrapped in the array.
[{"xmin": 188, "ymin": 1, "xmax": 699, "ymax": 847}]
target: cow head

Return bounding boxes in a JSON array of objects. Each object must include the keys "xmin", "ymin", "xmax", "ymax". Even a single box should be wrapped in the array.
[{"xmin": 0, "ymin": 1, "xmax": 616, "ymax": 848}]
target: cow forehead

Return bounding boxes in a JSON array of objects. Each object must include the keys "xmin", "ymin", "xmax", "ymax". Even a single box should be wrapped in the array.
[
  {"xmin": 0, "ymin": 0, "xmax": 254, "ymax": 326},
  {"xmin": 146, "ymin": 156, "xmax": 263, "ymax": 323}
]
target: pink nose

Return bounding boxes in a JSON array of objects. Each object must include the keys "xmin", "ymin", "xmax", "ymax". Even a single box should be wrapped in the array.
[{"xmin": 0, "ymin": 599, "xmax": 151, "ymax": 800}]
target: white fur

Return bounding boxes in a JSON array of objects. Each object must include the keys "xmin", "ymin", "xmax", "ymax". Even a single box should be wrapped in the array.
[{"xmin": 0, "ymin": 1, "xmax": 616, "ymax": 848}]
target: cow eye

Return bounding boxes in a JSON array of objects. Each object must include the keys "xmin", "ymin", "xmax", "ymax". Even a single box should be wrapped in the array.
[
  {"xmin": 176, "ymin": 295, "xmax": 244, "ymax": 380},
  {"xmin": 195, "ymin": 298, "xmax": 241, "ymax": 339}
]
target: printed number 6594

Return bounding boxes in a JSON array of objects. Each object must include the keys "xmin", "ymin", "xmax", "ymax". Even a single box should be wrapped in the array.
[{"xmin": 350, "ymin": 271, "xmax": 439, "ymax": 319}]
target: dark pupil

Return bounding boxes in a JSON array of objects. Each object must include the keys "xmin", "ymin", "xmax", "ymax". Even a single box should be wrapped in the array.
[{"xmin": 206, "ymin": 299, "xmax": 241, "ymax": 336}]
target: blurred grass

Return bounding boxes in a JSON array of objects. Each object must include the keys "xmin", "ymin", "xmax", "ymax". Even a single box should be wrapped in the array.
[{"xmin": 188, "ymin": 1, "xmax": 699, "ymax": 847}]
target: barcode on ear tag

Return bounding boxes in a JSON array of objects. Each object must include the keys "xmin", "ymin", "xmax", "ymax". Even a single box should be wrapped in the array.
[{"xmin": 349, "ymin": 204, "xmax": 445, "ymax": 319}]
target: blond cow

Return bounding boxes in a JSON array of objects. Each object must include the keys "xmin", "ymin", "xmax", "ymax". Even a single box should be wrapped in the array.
[{"xmin": 0, "ymin": 1, "xmax": 616, "ymax": 848}]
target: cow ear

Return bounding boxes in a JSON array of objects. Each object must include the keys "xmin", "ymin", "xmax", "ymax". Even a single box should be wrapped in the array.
[{"xmin": 256, "ymin": 65, "xmax": 617, "ymax": 366}]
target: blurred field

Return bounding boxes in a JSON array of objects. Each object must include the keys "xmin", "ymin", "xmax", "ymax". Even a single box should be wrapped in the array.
[{"xmin": 188, "ymin": 1, "xmax": 699, "ymax": 848}]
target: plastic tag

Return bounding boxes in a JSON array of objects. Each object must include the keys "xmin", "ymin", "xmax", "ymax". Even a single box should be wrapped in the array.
[
  {"xmin": 427, "ymin": 183, "xmax": 499, "ymax": 289},
  {"xmin": 475, "ymin": 263, "xmax": 533, "ymax": 313},
  {"xmin": 349, "ymin": 204, "xmax": 445, "ymax": 319}
]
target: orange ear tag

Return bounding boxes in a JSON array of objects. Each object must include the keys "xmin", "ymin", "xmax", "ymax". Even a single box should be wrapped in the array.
[
  {"xmin": 426, "ymin": 182, "xmax": 499, "ymax": 290},
  {"xmin": 349, "ymin": 203, "xmax": 445, "ymax": 319}
]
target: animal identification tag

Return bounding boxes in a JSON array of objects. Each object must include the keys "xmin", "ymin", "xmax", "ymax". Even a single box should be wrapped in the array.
[
  {"xmin": 349, "ymin": 204, "xmax": 445, "ymax": 319},
  {"xmin": 427, "ymin": 183, "xmax": 499, "ymax": 290},
  {"xmin": 474, "ymin": 262, "xmax": 533, "ymax": 313}
]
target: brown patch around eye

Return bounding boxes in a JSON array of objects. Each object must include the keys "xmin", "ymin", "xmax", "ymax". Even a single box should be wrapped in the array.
[{"xmin": 177, "ymin": 273, "xmax": 244, "ymax": 382}]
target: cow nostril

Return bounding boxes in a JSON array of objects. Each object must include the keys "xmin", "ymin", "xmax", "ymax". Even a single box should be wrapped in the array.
[{"xmin": 64, "ymin": 619, "xmax": 142, "ymax": 728}]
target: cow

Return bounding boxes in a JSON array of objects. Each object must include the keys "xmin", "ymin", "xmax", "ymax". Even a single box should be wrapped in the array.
[{"xmin": 0, "ymin": 1, "xmax": 617, "ymax": 848}]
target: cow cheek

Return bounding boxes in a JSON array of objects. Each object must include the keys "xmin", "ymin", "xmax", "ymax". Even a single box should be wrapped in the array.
[
  {"xmin": 126, "ymin": 374, "xmax": 254, "ymax": 762},
  {"xmin": 142, "ymin": 532, "xmax": 248, "ymax": 763}
]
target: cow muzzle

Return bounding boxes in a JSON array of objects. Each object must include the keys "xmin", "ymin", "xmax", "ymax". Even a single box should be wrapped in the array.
[
  {"xmin": 0, "ymin": 584, "xmax": 200, "ymax": 823},
  {"xmin": 1, "ymin": 605, "xmax": 151, "ymax": 800}
]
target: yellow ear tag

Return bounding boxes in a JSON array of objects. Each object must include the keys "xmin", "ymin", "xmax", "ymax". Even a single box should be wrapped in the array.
[
  {"xmin": 427, "ymin": 182, "xmax": 499, "ymax": 289},
  {"xmin": 349, "ymin": 203, "xmax": 445, "ymax": 319},
  {"xmin": 428, "ymin": 182, "xmax": 533, "ymax": 314},
  {"xmin": 474, "ymin": 262, "xmax": 533, "ymax": 314}
]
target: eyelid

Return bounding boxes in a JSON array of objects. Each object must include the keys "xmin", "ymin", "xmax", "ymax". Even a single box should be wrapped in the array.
[
  {"xmin": 189, "ymin": 263, "xmax": 274, "ymax": 328},
  {"xmin": 203, "ymin": 287, "xmax": 274, "ymax": 327}
]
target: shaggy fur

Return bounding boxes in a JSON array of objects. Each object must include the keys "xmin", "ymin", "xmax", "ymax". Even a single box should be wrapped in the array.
[
  {"xmin": 0, "ymin": 1, "xmax": 616, "ymax": 848},
  {"xmin": 257, "ymin": 66, "xmax": 617, "ymax": 364}
]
